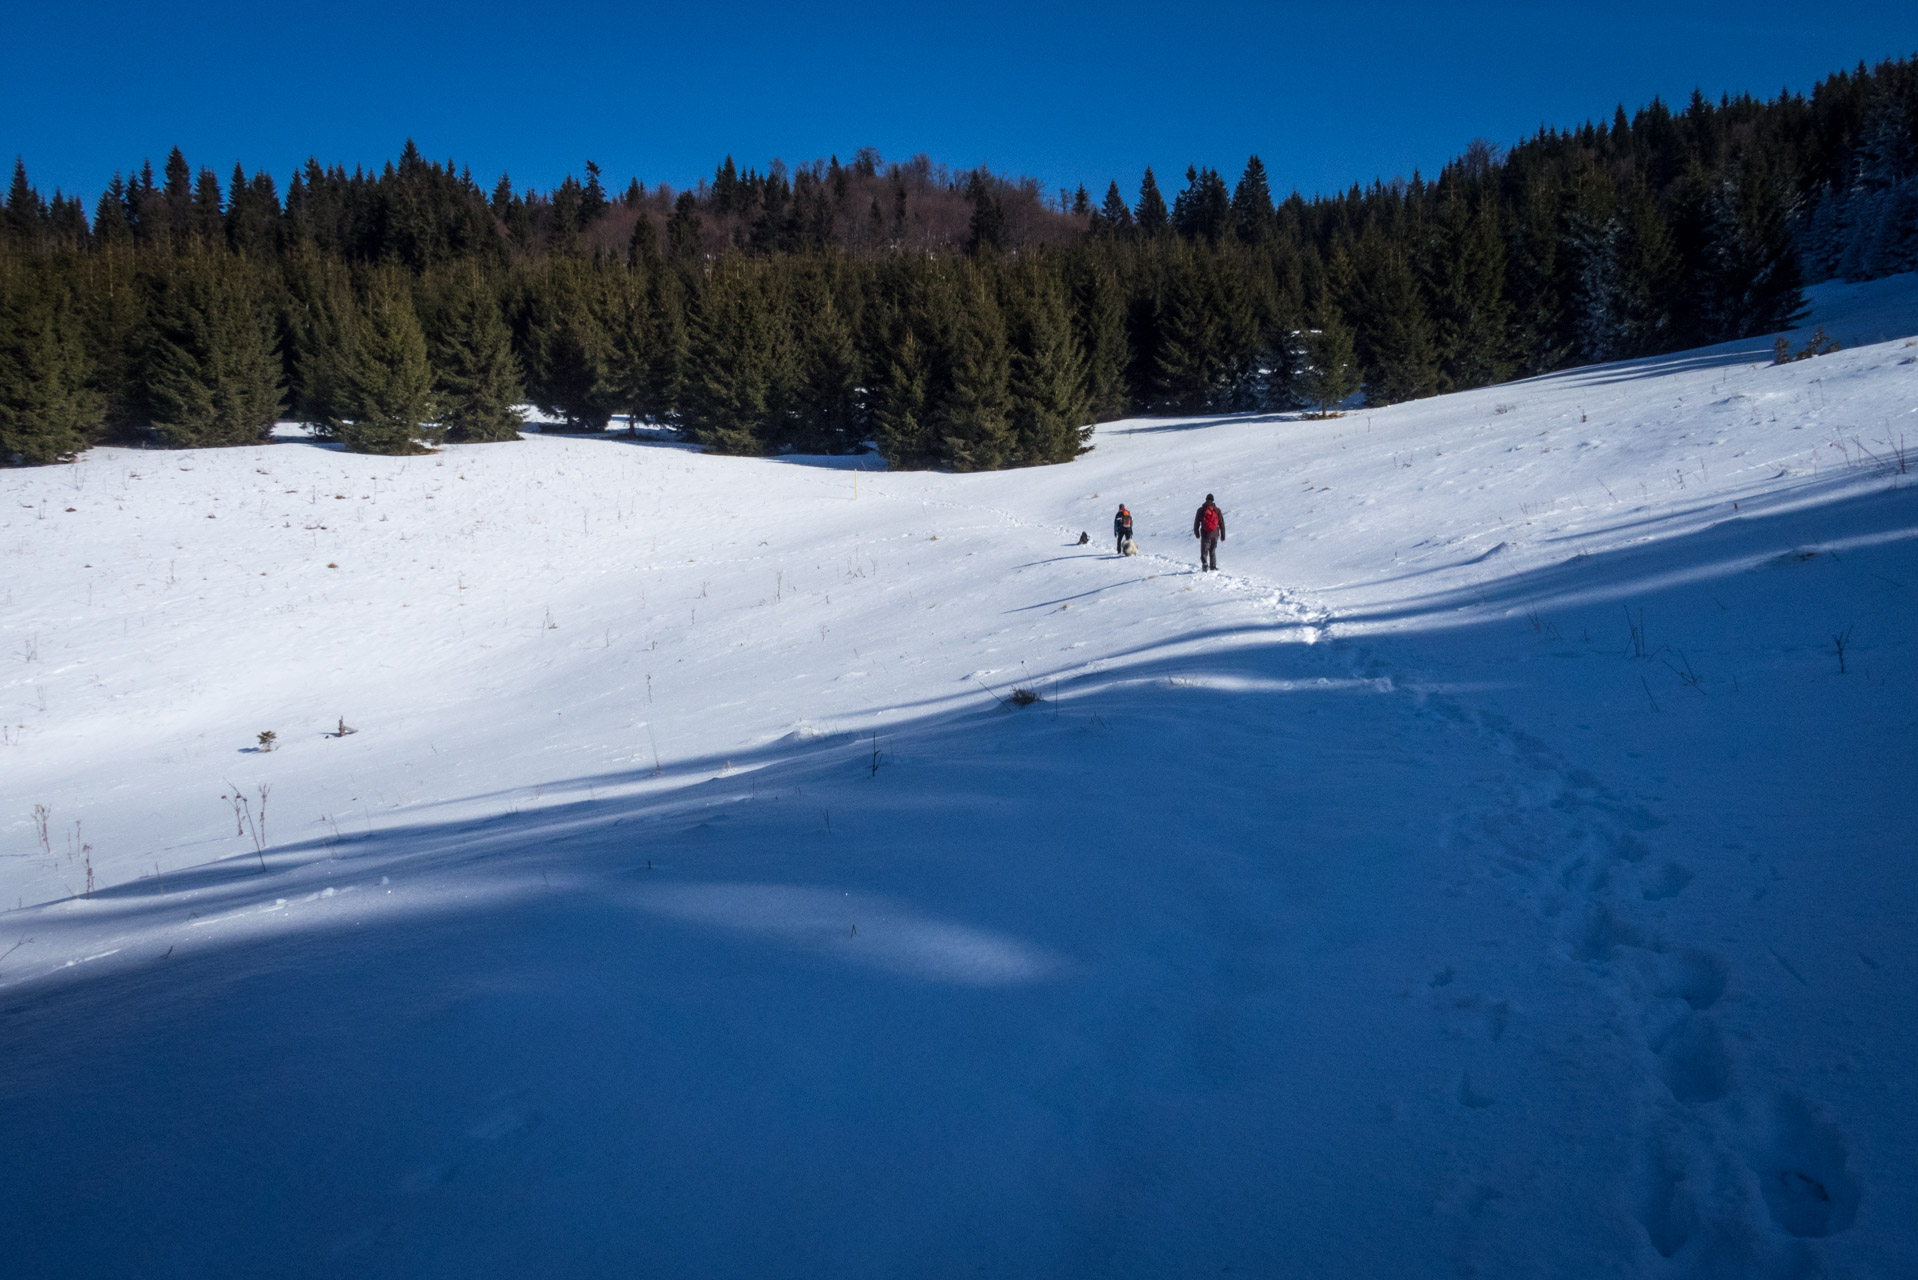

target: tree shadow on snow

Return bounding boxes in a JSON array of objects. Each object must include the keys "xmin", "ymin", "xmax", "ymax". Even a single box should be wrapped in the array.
[{"xmin": 1, "ymin": 478, "xmax": 1914, "ymax": 1277}]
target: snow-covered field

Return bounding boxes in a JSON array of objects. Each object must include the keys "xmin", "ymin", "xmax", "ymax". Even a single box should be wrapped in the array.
[{"xmin": 2, "ymin": 276, "xmax": 1914, "ymax": 1277}]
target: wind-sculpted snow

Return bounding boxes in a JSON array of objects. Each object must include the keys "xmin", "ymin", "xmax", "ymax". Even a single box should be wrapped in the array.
[{"xmin": 0, "ymin": 275, "xmax": 1914, "ymax": 1276}]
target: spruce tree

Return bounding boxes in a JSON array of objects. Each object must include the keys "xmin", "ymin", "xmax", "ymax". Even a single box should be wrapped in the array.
[
  {"xmin": 5, "ymin": 159, "xmax": 47, "ymax": 249},
  {"xmin": 280, "ymin": 250, "xmax": 357, "ymax": 426},
  {"xmin": 965, "ymin": 172, "xmax": 1007, "ymax": 255},
  {"xmin": 548, "ymin": 178, "xmax": 582, "ymax": 256},
  {"xmin": 1298, "ymin": 298, "xmax": 1358, "ymax": 418},
  {"xmin": 606, "ymin": 264, "xmax": 654, "ymax": 430},
  {"xmin": 642, "ymin": 266, "xmax": 689, "ymax": 425},
  {"xmin": 71, "ymin": 247, "xmax": 148, "ymax": 437},
  {"xmin": 1428, "ymin": 190, "xmax": 1515, "ymax": 389},
  {"xmin": 1565, "ymin": 169, "xmax": 1627, "ymax": 362},
  {"xmin": 1230, "ymin": 156, "xmax": 1274, "ymax": 243},
  {"xmin": 1507, "ymin": 175, "xmax": 1570, "ymax": 374},
  {"xmin": 1152, "ymin": 250, "xmax": 1211, "ymax": 410},
  {"xmin": 681, "ymin": 260, "xmax": 784, "ymax": 455},
  {"xmin": 1065, "ymin": 252, "xmax": 1130, "ymax": 419},
  {"xmin": 92, "ymin": 177, "xmax": 134, "ymax": 250},
  {"xmin": 190, "ymin": 169, "xmax": 224, "ymax": 249},
  {"xmin": 0, "ymin": 273, "xmax": 101, "ymax": 464},
  {"xmin": 162, "ymin": 148, "xmax": 193, "ymax": 249},
  {"xmin": 1134, "ymin": 169, "xmax": 1169, "ymax": 237},
  {"xmin": 329, "ymin": 267, "xmax": 441, "ymax": 453},
  {"xmin": 1253, "ymin": 248, "xmax": 1307, "ymax": 410},
  {"xmin": 789, "ymin": 268, "xmax": 861, "ymax": 453},
  {"xmin": 427, "ymin": 266, "xmax": 523, "ymax": 441},
  {"xmin": 142, "ymin": 254, "xmax": 284, "ymax": 448},
  {"xmin": 1354, "ymin": 242, "xmax": 1439, "ymax": 404},
  {"xmin": 580, "ymin": 161, "xmax": 608, "ymax": 225},
  {"xmin": 628, "ymin": 211, "xmax": 662, "ymax": 272},
  {"xmin": 1005, "ymin": 262, "xmax": 1092, "ymax": 464},
  {"xmin": 1096, "ymin": 181, "xmax": 1133, "ymax": 237},
  {"xmin": 1171, "ymin": 166, "xmax": 1230, "ymax": 243},
  {"xmin": 935, "ymin": 266, "xmax": 1014, "ymax": 470},
  {"xmin": 872, "ymin": 325, "xmax": 933, "ymax": 468},
  {"xmin": 518, "ymin": 260, "xmax": 620, "ymax": 429},
  {"xmin": 668, "ymin": 192, "xmax": 704, "ymax": 263}
]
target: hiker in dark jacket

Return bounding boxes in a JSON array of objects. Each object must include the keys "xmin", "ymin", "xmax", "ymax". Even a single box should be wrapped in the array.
[
  {"xmin": 1192, "ymin": 494, "xmax": 1224, "ymax": 571},
  {"xmin": 1113, "ymin": 504, "xmax": 1134, "ymax": 555}
]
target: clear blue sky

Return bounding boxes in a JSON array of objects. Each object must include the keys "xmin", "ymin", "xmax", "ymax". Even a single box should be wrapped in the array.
[{"xmin": 5, "ymin": 1, "xmax": 1913, "ymax": 207}]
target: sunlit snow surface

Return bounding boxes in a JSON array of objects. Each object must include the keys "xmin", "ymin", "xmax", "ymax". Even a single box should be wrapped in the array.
[{"xmin": 2, "ymin": 277, "xmax": 1914, "ymax": 1276}]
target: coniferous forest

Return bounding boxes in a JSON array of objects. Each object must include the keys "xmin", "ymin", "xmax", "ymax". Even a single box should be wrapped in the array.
[{"xmin": 2, "ymin": 56, "xmax": 1915, "ymax": 469}]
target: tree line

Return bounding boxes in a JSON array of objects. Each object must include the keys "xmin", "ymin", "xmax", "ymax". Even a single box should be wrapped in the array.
[{"xmin": 3, "ymin": 54, "xmax": 1914, "ymax": 467}]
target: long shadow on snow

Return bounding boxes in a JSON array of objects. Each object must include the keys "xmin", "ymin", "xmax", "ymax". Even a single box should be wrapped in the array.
[
  {"xmin": 2, "ymin": 480, "xmax": 1915, "ymax": 1277},
  {"xmin": 1319, "ymin": 480, "xmax": 1918, "ymax": 630},
  {"xmin": 31, "ymin": 481, "xmax": 1917, "ymax": 928}
]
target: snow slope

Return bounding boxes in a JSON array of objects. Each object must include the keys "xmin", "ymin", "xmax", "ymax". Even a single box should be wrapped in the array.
[{"xmin": 2, "ymin": 275, "xmax": 1914, "ymax": 1277}]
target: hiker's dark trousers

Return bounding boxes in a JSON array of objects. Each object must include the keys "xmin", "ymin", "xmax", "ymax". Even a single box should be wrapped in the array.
[{"xmin": 1200, "ymin": 532, "xmax": 1219, "ymax": 570}]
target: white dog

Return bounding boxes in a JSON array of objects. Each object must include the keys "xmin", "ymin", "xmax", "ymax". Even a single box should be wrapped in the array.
[{"xmin": 1121, "ymin": 537, "xmax": 1139, "ymax": 556}]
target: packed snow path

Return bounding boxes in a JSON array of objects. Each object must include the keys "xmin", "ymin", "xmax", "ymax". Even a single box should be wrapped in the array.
[{"xmin": 2, "ymin": 276, "xmax": 1915, "ymax": 1277}]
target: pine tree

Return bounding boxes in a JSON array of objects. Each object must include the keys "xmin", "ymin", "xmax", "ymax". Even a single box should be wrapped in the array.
[
  {"xmin": 328, "ymin": 267, "xmax": 441, "ymax": 453},
  {"xmin": 0, "ymin": 273, "xmax": 101, "ymax": 464},
  {"xmin": 142, "ymin": 254, "xmax": 284, "ymax": 448},
  {"xmin": 427, "ymin": 266, "xmax": 523, "ymax": 441}
]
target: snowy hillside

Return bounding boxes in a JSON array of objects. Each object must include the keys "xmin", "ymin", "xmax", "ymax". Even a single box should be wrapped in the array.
[{"xmin": 2, "ymin": 275, "xmax": 1915, "ymax": 1277}]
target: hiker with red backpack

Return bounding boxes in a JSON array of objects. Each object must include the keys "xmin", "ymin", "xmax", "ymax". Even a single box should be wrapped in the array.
[
  {"xmin": 1113, "ymin": 504, "xmax": 1134, "ymax": 556},
  {"xmin": 1192, "ymin": 494, "xmax": 1225, "ymax": 571}
]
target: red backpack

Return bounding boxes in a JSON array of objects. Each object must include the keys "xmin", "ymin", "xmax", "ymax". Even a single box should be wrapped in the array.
[{"xmin": 1201, "ymin": 504, "xmax": 1221, "ymax": 532}]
